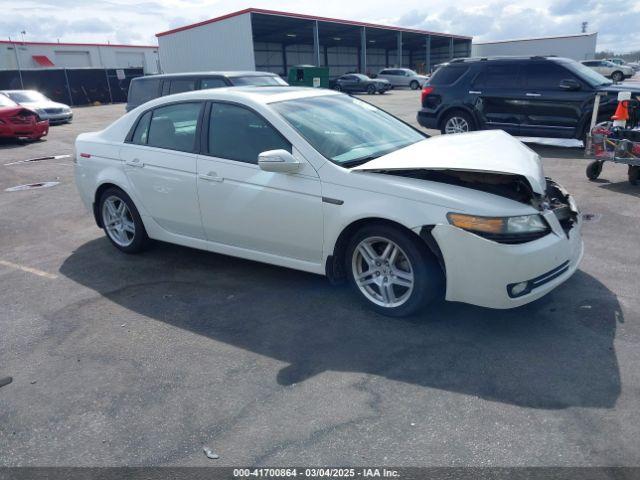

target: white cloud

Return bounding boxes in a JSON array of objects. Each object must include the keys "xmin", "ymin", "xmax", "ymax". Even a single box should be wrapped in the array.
[{"xmin": 2, "ymin": 0, "xmax": 639, "ymax": 51}]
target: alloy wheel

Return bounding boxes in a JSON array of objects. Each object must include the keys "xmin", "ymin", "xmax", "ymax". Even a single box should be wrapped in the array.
[
  {"xmin": 102, "ymin": 195, "xmax": 136, "ymax": 247},
  {"xmin": 351, "ymin": 236, "xmax": 415, "ymax": 308},
  {"xmin": 444, "ymin": 116, "xmax": 470, "ymax": 134}
]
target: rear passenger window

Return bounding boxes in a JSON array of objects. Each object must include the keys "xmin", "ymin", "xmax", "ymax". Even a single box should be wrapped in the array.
[
  {"xmin": 208, "ymin": 103, "xmax": 291, "ymax": 164},
  {"xmin": 201, "ymin": 78, "xmax": 227, "ymax": 89},
  {"xmin": 128, "ymin": 79, "xmax": 160, "ymax": 105},
  {"xmin": 147, "ymin": 102, "xmax": 202, "ymax": 152},
  {"xmin": 429, "ymin": 66, "xmax": 469, "ymax": 85},
  {"xmin": 523, "ymin": 63, "xmax": 577, "ymax": 90},
  {"xmin": 474, "ymin": 65, "xmax": 521, "ymax": 88},
  {"xmin": 131, "ymin": 111, "xmax": 151, "ymax": 145},
  {"xmin": 169, "ymin": 79, "xmax": 196, "ymax": 94}
]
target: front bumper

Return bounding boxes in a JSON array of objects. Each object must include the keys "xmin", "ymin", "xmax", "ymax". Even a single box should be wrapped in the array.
[
  {"xmin": 427, "ymin": 214, "xmax": 583, "ymax": 309},
  {"xmin": 0, "ymin": 119, "xmax": 49, "ymax": 140},
  {"xmin": 43, "ymin": 112, "xmax": 73, "ymax": 124}
]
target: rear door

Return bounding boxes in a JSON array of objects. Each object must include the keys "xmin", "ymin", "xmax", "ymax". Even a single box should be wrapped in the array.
[
  {"xmin": 120, "ymin": 101, "xmax": 205, "ymax": 239},
  {"xmin": 472, "ymin": 63, "xmax": 524, "ymax": 135},
  {"xmin": 339, "ymin": 75, "xmax": 359, "ymax": 92}
]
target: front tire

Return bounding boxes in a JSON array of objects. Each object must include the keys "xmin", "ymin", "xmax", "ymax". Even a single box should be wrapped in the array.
[
  {"xmin": 346, "ymin": 224, "xmax": 443, "ymax": 317},
  {"xmin": 441, "ymin": 110, "xmax": 474, "ymax": 134},
  {"xmin": 367, "ymin": 84, "xmax": 376, "ymax": 95},
  {"xmin": 586, "ymin": 161, "xmax": 604, "ymax": 180},
  {"xmin": 611, "ymin": 71, "xmax": 624, "ymax": 82},
  {"xmin": 99, "ymin": 187, "xmax": 149, "ymax": 253}
]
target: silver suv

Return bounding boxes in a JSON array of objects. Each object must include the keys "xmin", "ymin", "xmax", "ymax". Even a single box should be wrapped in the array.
[{"xmin": 376, "ymin": 68, "xmax": 428, "ymax": 90}]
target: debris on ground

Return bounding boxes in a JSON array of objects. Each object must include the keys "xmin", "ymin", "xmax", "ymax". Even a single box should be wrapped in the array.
[
  {"xmin": 203, "ymin": 447, "xmax": 219, "ymax": 459},
  {"xmin": 0, "ymin": 377, "xmax": 13, "ymax": 388}
]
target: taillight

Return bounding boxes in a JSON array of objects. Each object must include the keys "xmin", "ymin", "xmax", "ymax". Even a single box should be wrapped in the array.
[
  {"xmin": 80, "ymin": 153, "xmax": 91, "ymax": 158},
  {"xmin": 421, "ymin": 86, "xmax": 434, "ymax": 104}
]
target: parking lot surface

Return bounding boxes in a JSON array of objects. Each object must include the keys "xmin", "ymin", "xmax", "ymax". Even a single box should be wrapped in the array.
[{"xmin": 1, "ymin": 91, "xmax": 639, "ymax": 466}]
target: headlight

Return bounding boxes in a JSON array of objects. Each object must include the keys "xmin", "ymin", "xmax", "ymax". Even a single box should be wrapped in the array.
[{"xmin": 447, "ymin": 213, "xmax": 550, "ymax": 244}]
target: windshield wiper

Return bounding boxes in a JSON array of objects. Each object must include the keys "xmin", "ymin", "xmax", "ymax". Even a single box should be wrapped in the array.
[{"xmin": 341, "ymin": 155, "xmax": 380, "ymax": 168}]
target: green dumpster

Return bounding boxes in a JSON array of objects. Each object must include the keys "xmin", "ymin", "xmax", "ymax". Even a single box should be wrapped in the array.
[{"xmin": 287, "ymin": 65, "xmax": 330, "ymax": 88}]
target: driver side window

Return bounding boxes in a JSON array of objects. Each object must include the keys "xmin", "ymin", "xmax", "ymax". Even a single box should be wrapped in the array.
[{"xmin": 208, "ymin": 103, "xmax": 291, "ymax": 164}]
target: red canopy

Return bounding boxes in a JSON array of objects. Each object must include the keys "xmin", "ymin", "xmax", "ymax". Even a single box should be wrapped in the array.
[{"xmin": 32, "ymin": 55, "xmax": 54, "ymax": 67}]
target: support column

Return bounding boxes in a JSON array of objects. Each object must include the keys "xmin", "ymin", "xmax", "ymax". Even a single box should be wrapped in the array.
[
  {"xmin": 313, "ymin": 20, "xmax": 321, "ymax": 66},
  {"xmin": 425, "ymin": 35, "xmax": 431, "ymax": 73},
  {"xmin": 360, "ymin": 27, "xmax": 367, "ymax": 74},
  {"xmin": 385, "ymin": 49, "xmax": 389, "ymax": 68},
  {"xmin": 281, "ymin": 43, "xmax": 288, "ymax": 76},
  {"xmin": 449, "ymin": 37, "xmax": 454, "ymax": 60},
  {"xmin": 396, "ymin": 32, "xmax": 402, "ymax": 67}
]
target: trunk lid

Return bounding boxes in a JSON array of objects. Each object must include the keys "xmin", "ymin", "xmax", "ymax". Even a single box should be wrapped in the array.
[{"xmin": 351, "ymin": 130, "xmax": 547, "ymax": 194}]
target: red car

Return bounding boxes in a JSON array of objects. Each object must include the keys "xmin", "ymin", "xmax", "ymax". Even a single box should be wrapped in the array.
[{"xmin": 0, "ymin": 93, "xmax": 49, "ymax": 141}]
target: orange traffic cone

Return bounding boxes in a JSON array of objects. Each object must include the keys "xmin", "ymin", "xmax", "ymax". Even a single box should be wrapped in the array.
[{"xmin": 612, "ymin": 100, "xmax": 629, "ymax": 123}]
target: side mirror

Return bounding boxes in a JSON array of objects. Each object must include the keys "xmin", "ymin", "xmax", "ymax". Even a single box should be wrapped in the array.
[
  {"xmin": 559, "ymin": 79, "xmax": 581, "ymax": 91},
  {"xmin": 258, "ymin": 149, "xmax": 301, "ymax": 173}
]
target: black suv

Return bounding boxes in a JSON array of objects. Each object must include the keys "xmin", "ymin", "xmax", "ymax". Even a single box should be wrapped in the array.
[{"xmin": 418, "ymin": 56, "xmax": 640, "ymax": 139}]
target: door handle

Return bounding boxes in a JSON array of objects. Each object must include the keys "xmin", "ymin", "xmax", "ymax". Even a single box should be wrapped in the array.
[
  {"xmin": 125, "ymin": 158, "xmax": 144, "ymax": 167},
  {"xmin": 526, "ymin": 92, "xmax": 542, "ymax": 97},
  {"xmin": 469, "ymin": 90, "xmax": 482, "ymax": 94},
  {"xmin": 199, "ymin": 172, "xmax": 223, "ymax": 182}
]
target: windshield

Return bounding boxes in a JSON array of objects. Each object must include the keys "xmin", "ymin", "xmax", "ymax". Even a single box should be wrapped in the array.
[
  {"xmin": 6, "ymin": 91, "xmax": 48, "ymax": 103},
  {"xmin": 0, "ymin": 94, "xmax": 17, "ymax": 107},
  {"xmin": 560, "ymin": 59, "xmax": 612, "ymax": 87},
  {"xmin": 232, "ymin": 75, "xmax": 287, "ymax": 86},
  {"xmin": 272, "ymin": 94, "xmax": 425, "ymax": 166}
]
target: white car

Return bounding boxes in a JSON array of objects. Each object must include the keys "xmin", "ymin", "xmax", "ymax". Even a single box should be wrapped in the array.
[
  {"xmin": 579, "ymin": 60, "xmax": 634, "ymax": 82},
  {"xmin": 74, "ymin": 87, "xmax": 583, "ymax": 316},
  {"xmin": 376, "ymin": 68, "xmax": 428, "ymax": 90},
  {"xmin": 0, "ymin": 90, "xmax": 73, "ymax": 124}
]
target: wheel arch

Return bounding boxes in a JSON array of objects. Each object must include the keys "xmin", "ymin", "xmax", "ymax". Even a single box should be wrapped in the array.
[
  {"xmin": 437, "ymin": 105, "xmax": 478, "ymax": 131},
  {"xmin": 93, "ymin": 181, "xmax": 140, "ymax": 228},
  {"xmin": 325, "ymin": 217, "xmax": 445, "ymax": 284}
]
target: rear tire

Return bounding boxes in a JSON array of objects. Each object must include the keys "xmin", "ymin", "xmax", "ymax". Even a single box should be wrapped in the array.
[
  {"xmin": 629, "ymin": 165, "xmax": 640, "ymax": 185},
  {"xmin": 367, "ymin": 84, "xmax": 376, "ymax": 95},
  {"xmin": 334, "ymin": 84, "xmax": 342, "ymax": 92},
  {"xmin": 441, "ymin": 110, "xmax": 474, "ymax": 134},
  {"xmin": 612, "ymin": 71, "xmax": 624, "ymax": 82},
  {"xmin": 586, "ymin": 161, "xmax": 603, "ymax": 180},
  {"xmin": 99, "ymin": 187, "xmax": 149, "ymax": 254},
  {"xmin": 409, "ymin": 80, "xmax": 420, "ymax": 90},
  {"xmin": 345, "ymin": 224, "xmax": 443, "ymax": 317}
]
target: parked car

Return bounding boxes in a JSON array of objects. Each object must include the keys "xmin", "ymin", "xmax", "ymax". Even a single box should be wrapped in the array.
[
  {"xmin": 0, "ymin": 93, "xmax": 49, "ymax": 141},
  {"xmin": 1, "ymin": 90, "xmax": 72, "ymax": 124},
  {"xmin": 627, "ymin": 62, "xmax": 640, "ymax": 72},
  {"xmin": 333, "ymin": 74, "xmax": 390, "ymax": 94},
  {"xmin": 376, "ymin": 68, "xmax": 428, "ymax": 90},
  {"xmin": 418, "ymin": 56, "xmax": 640, "ymax": 139},
  {"xmin": 75, "ymin": 87, "xmax": 582, "ymax": 316},
  {"xmin": 580, "ymin": 60, "xmax": 634, "ymax": 82},
  {"xmin": 126, "ymin": 71, "xmax": 288, "ymax": 111}
]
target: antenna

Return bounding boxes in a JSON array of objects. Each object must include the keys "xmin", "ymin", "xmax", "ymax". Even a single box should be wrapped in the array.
[{"xmin": 581, "ymin": 21, "xmax": 588, "ymax": 33}]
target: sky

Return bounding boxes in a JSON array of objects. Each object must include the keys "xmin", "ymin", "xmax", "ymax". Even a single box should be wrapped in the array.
[{"xmin": 4, "ymin": 0, "xmax": 640, "ymax": 52}]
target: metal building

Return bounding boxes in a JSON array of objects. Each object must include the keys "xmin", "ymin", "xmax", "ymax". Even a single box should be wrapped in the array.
[
  {"xmin": 0, "ymin": 41, "xmax": 160, "ymax": 73},
  {"xmin": 156, "ymin": 8, "xmax": 472, "ymax": 77},
  {"xmin": 472, "ymin": 32, "xmax": 597, "ymax": 61}
]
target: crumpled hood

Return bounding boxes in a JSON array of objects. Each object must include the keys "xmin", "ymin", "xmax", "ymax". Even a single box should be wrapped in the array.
[{"xmin": 351, "ymin": 130, "xmax": 546, "ymax": 194}]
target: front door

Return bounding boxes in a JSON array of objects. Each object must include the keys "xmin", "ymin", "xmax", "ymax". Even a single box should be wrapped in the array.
[
  {"xmin": 196, "ymin": 102, "xmax": 323, "ymax": 264},
  {"xmin": 518, "ymin": 62, "xmax": 592, "ymax": 138},
  {"xmin": 120, "ymin": 101, "xmax": 205, "ymax": 239}
]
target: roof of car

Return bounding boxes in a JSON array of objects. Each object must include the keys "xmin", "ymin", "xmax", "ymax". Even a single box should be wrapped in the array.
[
  {"xmin": 144, "ymin": 86, "xmax": 339, "ymax": 106},
  {"xmin": 448, "ymin": 56, "xmax": 572, "ymax": 63},
  {"xmin": 134, "ymin": 71, "xmax": 279, "ymax": 80}
]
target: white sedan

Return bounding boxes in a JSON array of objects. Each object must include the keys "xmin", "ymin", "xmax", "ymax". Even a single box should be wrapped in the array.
[{"xmin": 75, "ymin": 87, "xmax": 583, "ymax": 316}]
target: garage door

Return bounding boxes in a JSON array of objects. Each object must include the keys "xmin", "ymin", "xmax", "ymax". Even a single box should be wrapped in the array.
[
  {"xmin": 115, "ymin": 51, "xmax": 145, "ymax": 68},
  {"xmin": 55, "ymin": 51, "xmax": 91, "ymax": 68}
]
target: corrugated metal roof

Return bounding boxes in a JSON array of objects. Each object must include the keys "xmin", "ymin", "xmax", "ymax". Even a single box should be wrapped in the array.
[
  {"xmin": 156, "ymin": 7, "xmax": 472, "ymax": 40},
  {"xmin": 474, "ymin": 32, "xmax": 597, "ymax": 45}
]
